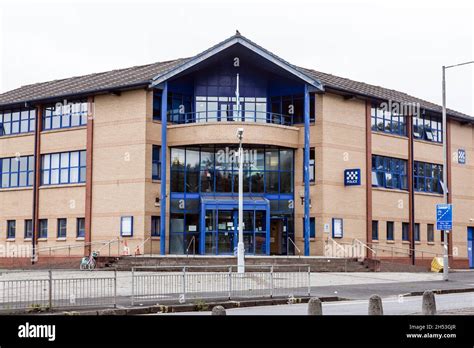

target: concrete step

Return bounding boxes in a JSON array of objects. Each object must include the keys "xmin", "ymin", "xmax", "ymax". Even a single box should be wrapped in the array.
[{"xmin": 100, "ymin": 255, "xmax": 374, "ymax": 272}]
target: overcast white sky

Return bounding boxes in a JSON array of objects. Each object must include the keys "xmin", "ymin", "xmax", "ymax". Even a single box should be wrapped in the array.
[{"xmin": 0, "ymin": 0, "xmax": 473, "ymax": 115}]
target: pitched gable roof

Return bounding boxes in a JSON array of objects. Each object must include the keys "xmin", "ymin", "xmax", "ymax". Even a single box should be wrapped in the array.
[{"xmin": 0, "ymin": 36, "xmax": 472, "ymax": 123}]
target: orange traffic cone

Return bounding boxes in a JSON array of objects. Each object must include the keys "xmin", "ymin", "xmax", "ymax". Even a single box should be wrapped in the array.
[{"xmin": 122, "ymin": 240, "xmax": 130, "ymax": 256}]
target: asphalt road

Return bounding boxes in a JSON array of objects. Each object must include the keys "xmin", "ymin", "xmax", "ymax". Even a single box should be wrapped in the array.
[{"xmin": 163, "ymin": 292, "xmax": 474, "ymax": 315}]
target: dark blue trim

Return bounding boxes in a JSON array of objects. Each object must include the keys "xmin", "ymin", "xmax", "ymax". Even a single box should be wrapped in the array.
[
  {"xmin": 303, "ymin": 84, "xmax": 310, "ymax": 256},
  {"xmin": 160, "ymin": 82, "xmax": 168, "ymax": 255}
]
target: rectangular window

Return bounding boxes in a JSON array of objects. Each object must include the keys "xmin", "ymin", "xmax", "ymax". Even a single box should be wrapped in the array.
[
  {"xmin": 57, "ymin": 218, "xmax": 67, "ymax": 238},
  {"xmin": 309, "ymin": 217, "xmax": 315, "ymax": 238},
  {"xmin": 309, "ymin": 148, "xmax": 315, "ymax": 182},
  {"xmin": 413, "ymin": 111, "xmax": 442, "ymax": 143},
  {"xmin": 7, "ymin": 220, "xmax": 16, "ymax": 239},
  {"xmin": 0, "ymin": 155, "xmax": 34, "ymax": 188},
  {"xmin": 151, "ymin": 216, "xmax": 160, "ymax": 236},
  {"xmin": 414, "ymin": 161, "xmax": 443, "ymax": 194},
  {"xmin": 0, "ymin": 108, "xmax": 36, "ymax": 136},
  {"xmin": 372, "ymin": 155, "xmax": 408, "ymax": 190},
  {"xmin": 414, "ymin": 223, "xmax": 420, "ymax": 241},
  {"xmin": 77, "ymin": 218, "xmax": 85, "ymax": 238},
  {"xmin": 41, "ymin": 150, "xmax": 86, "ymax": 185},
  {"xmin": 121, "ymin": 216, "xmax": 133, "ymax": 237},
  {"xmin": 153, "ymin": 90, "xmax": 162, "ymax": 121},
  {"xmin": 372, "ymin": 220, "xmax": 379, "ymax": 240},
  {"xmin": 386, "ymin": 221, "xmax": 394, "ymax": 241},
  {"xmin": 402, "ymin": 222, "xmax": 409, "ymax": 241},
  {"xmin": 152, "ymin": 145, "xmax": 161, "ymax": 180},
  {"xmin": 371, "ymin": 104, "xmax": 407, "ymax": 136},
  {"xmin": 427, "ymin": 224, "xmax": 434, "ymax": 242},
  {"xmin": 24, "ymin": 219, "xmax": 33, "ymax": 239},
  {"xmin": 43, "ymin": 101, "xmax": 88, "ymax": 130},
  {"xmin": 39, "ymin": 219, "xmax": 48, "ymax": 239},
  {"xmin": 441, "ymin": 229, "xmax": 445, "ymax": 242}
]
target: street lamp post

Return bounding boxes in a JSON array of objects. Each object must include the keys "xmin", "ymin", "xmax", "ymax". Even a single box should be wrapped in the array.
[
  {"xmin": 236, "ymin": 128, "xmax": 245, "ymax": 273},
  {"xmin": 441, "ymin": 60, "xmax": 473, "ymax": 281}
]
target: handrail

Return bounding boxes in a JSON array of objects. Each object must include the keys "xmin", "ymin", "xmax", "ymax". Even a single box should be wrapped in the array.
[
  {"xmin": 186, "ymin": 236, "xmax": 196, "ymax": 257},
  {"xmin": 327, "ymin": 236, "xmax": 351, "ymax": 257},
  {"xmin": 288, "ymin": 237, "xmax": 301, "ymax": 257},
  {"xmin": 35, "ymin": 238, "xmax": 119, "ymax": 253},
  {"xmin": 133, "ymin": 237, "xmax": 151, "ymax": 256},
  {"xmin": 370, "ymin": 243, "xmax": 451, "ymax": 258},
  {"xmin": 168, "ymin": 110, "xmax": 294, "ymax": 126},
  {"xmin": 353, "ymin": 239, "xmax": 377, "ymax": 257}
]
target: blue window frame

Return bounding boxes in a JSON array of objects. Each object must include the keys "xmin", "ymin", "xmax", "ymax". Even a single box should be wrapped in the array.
[
  {"xmin": 152, "ymin": 145, "xmax": 161, "ymax": 180},
  {"xmin": 57, "ymin": 218, "xmax": 67, "ymax": 238},
  {"xmin": 151, "ymin": 216, "xmax": 160, "ymax": 236},
  {"xmin": 386, "ymin": 221, "xmax": 394, "ymax": 241},
  {"xmin": 402, "ymin": 222, "xmax": 409, "ymax": 241},
  {"xmin": 427, "ymin": 224, "xmax": 434, "ymax": 242},
  {"xmin": 414, "ymin": 161, "xmax": 443, "ymax": 194},
  {"xmin": 121, "ymin": 216, "xmax": 133, "ymax": 237},
  {"xmin": 43, "ymin": 101, "xmax": 88, "ymax": 130},
  {"xmin": 270, "ymin": 94, "xmax": 315, "ymax": 124},
  {"xmin": 372, "ymin": 155, "xmax": 408, "ymax": 190},
  {"xmin": 7, "ymin": 220, "xmax": 16, "ymax": 239},
  {"xmin": 39, "ymin": 219, "xmax": 48, "ymax": 239},
  {"xmin": 170, "ymin": 145, "xmax": 293, "ymax": 195},
  {"xmin": 77, "ymin": 218, "xmax": 85, "ymax": 238},
  {"xmin": 41, "ymin": 150, "xmax": 86, "ymax": 185},
  {"xmin": 372, "ymin": 220, "xmax": 379, "ymax": 240},
  {"xmin": 0, "ymin": 155, "xmax": 34, "ymax": 188},
  {"xmin": 0, "ymin": 108, "xmax": 36, "ymax": 137},
  {"xmin": 413, "ymin": 111, "xmax": 442, "ymax": 143},
  {"xmin": 24, "ymin": 219, "xmax": 33, "ymax": 239},
  {"xmin": 371, "ymin": 104, "xmax": 406, "ymax": 136}
]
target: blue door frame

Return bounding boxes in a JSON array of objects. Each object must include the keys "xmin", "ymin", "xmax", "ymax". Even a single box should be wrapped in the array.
[
  {"xmin": 468, "ymin": 227, "xmax": 474, "ymax": 269},
  {"xmin": 199, "ymin": 197, "xmax": 270, "ymax": 255}
]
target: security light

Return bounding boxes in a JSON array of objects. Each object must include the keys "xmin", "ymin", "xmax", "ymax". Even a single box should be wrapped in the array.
[{"xmin": 236, "ymin": 128, "xmax": 244, "ymax": 140}]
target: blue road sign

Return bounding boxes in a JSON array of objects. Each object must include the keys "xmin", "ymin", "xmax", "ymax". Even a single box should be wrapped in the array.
[{"xmin": 436, "ymin": 204, "xmax": 453, "ymax": 231}]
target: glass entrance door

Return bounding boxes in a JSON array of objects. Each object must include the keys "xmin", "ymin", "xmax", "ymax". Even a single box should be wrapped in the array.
[{"xmin": 204, "ymin": 208, "xmax": 267, "ymax": 255}]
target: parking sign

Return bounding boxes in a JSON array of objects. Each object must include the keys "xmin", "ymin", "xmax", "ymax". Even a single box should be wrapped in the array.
[{"xmin": 436, "ymin": 204, "xmax": 453, "ymax": 231}]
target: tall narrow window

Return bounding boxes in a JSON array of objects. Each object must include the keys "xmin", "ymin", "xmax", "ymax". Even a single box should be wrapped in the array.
[
  {"xmin": 39, "ymin": 219, "xmax": 48, "ymax": 239},
  {"xmin": 151, "ymin": 216, "xmax": 160, "ymax": 237},
  {"xmin": 24, "ymin": 219, "xmax": 33, "ymax": 239},
  {"xmin": 402, "ymin": 222, "xmax": 409, "ymax": 241},
  {"xmin": 309, "ymin": 217, "xmax": 316, "ymax": 238},
  {"xmin": 372, "ymin": 220, "xmax": 379, "ymax": 240},
  {"xmin": 414, "ymin": 223, "xmax": 420, "ymax": 241},
  {"xmin": 386, "ymin": 221, "xmax": 394, "ymax": 241},
  {"xmin": 309, "ymin": 148, "xmax": 315, "ymax": 182},
  {"xmin": 77, "ymin": 218, "xmax": 85, "ymax": 238},
  {"xmin": 152, "ymin": 145, "xmax": 161, "ymax": 180},
  {"xmin": 7, "ymin": 220, "xmax": 16, "ymax": 239},
  {"xmin": 57, "ymin": 218, "xmax": 67, "ymax": 238},
  {"xmin": 427, "ymin": 224, "xmax": 434, "ymax": 242}
]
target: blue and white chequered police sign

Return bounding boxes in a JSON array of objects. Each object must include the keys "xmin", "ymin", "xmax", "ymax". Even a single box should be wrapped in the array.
[{"xmin": 344, "ymin": 169, "xmax": 361, "ymax": 186}]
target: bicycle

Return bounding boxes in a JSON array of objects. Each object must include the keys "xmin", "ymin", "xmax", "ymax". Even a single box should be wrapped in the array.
[{"xmin": 80, "ymin": 250, "xmax": 99, "ymax": 270}]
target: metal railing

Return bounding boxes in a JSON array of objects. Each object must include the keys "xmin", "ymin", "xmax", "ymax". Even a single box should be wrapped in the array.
[
  {"xmin": 287, "ymin": 237, "xmax": 301, "ymax": 257},
  {"xmin": 168, "ymin": 110, "xmax": 294, "ymax": 126},
  {"xmin": 34, "ymin": 238, "xmax": 122, "ymax": 257},
  {"xmin": 370, "ymin": 243, "xmax": 450, "ymax": 261},
  {"xmin": 131, "ymin": 264, "xmax": 311, "ymax": 305},
  {"xmin": 0, "ymin": 270, "xmax": 117, "ymax": 311},
  {"xmin": 186, "ymin": 236, "xmax": 196, "ymax": 257}
]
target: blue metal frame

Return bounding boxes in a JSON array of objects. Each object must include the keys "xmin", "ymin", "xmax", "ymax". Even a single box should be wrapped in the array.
[
  {"xmin": 0, "ymin": 155, "xmax": 34, "ymax": 188},
  {"xmin": 0, "ymin": 108, "xmax": 36, "ymax": 137},
  {"xmin": 303, "ymin": 84, "xmax": 310, "ymax": 256},
  {"xmin": 57, "ymin": 218, "xmax": 67, "ymax": 238},
  {"xmin": 468, "ymin": 227, "xmax": 473, "ymax": 269},
  {"xmin": 160, "ymin": 82, "xmax": 168, "ymax": 255},
  {"xmin": 414, "ymin": 161, "xmax": 443, "ymax": 194},
  {"xmin": 43, "ymin": 102, "xmax": 88, "ymax": 131},
  {"xmin": 41, "ymin": 150, "xmax": 86, "ymax": 186},
  {"xmin": 199, "ymin": 196, "xmax": 270, "ymax": 255}
]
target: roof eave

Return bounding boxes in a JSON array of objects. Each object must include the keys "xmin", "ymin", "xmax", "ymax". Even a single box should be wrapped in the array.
[{"xmin": 149, "ymin": 35, "xmax": 324, "ymax": 92}]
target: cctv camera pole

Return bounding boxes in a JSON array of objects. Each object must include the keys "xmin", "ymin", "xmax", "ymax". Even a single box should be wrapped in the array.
[
  {"xmin": 236, "ymin": 74, "xmax": 245, "ymax": 273},
  {"xmin": 441, "ymin": 60, "xmax": 474, "ymax": 281}
]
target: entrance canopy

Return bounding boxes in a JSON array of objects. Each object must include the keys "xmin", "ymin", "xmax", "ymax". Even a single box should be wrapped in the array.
[{"xmin": 200, "ymin": 195, "xmax": 269, "ymax": 210}]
